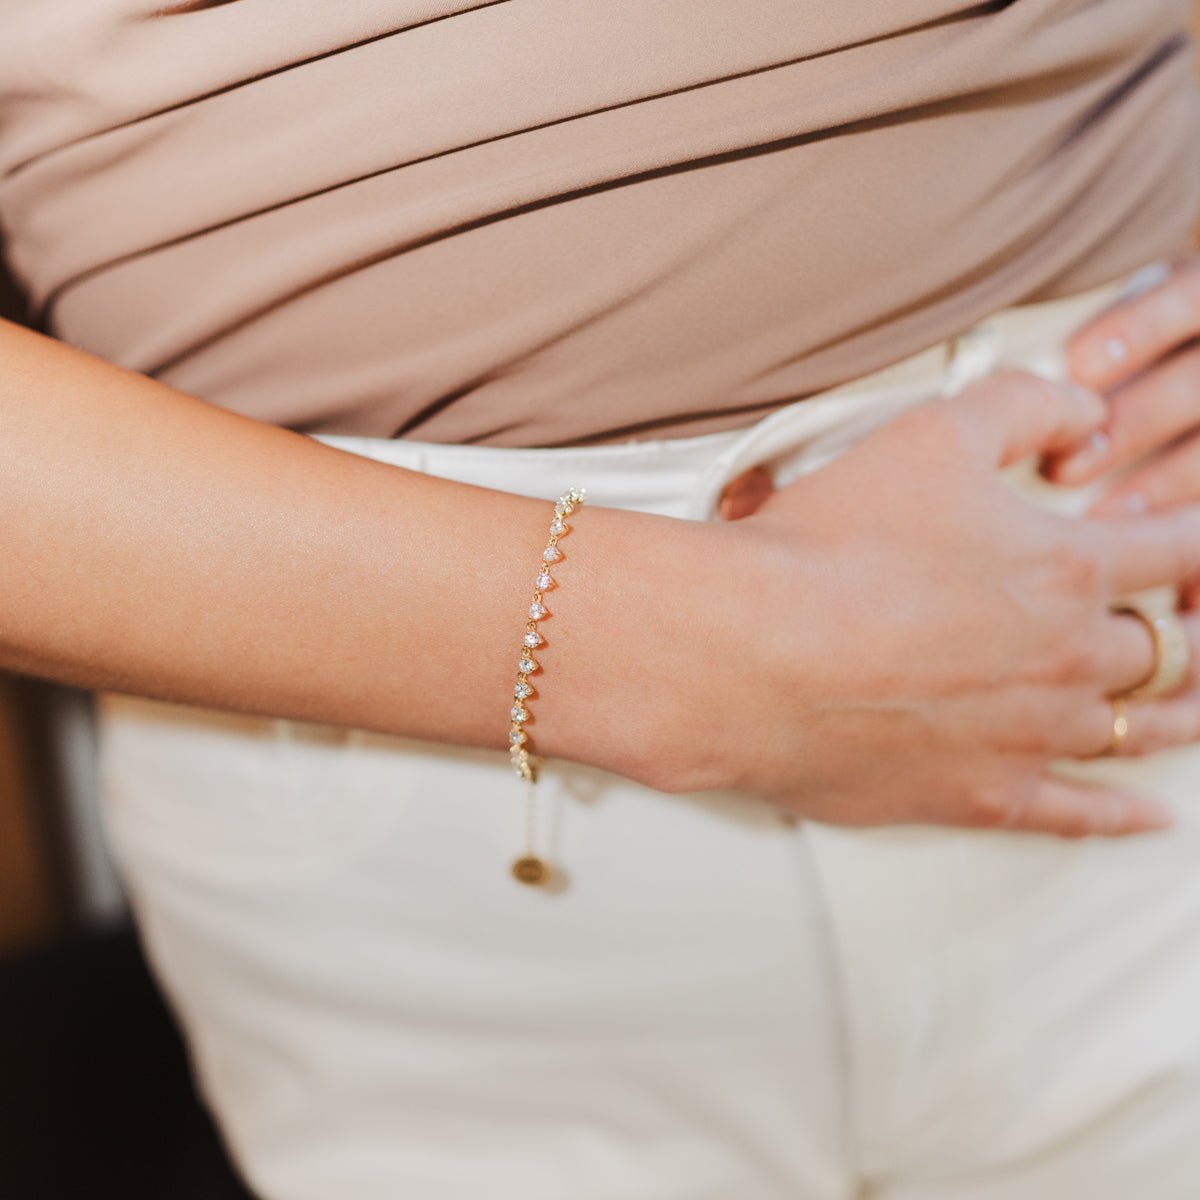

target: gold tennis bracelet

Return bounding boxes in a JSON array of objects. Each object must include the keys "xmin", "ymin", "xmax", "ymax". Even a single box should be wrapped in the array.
[{"xmin": 509, "ymin": 486, "xmax": 587, "ymax": 888}]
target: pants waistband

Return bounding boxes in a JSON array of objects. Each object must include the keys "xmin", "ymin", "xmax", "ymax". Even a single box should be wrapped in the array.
[{"xmin": 310, "ymin": 260, "xmax": 1172, "ymax": 522}]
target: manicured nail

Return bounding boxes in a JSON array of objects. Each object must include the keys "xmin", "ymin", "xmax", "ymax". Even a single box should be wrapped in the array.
[
  {"xmin": 1077, "ymin": 336, "xmax": 1129, "ymax": 382},
  {"xmin": 1054, "ymin": 428, "xmax": 1110, "ymax": 483}
]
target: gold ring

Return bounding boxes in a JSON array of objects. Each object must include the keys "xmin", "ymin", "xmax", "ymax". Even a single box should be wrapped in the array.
[
  {"xmin": 1103, "ymin": 696, "xmax": 1130, "ymax": 756},
  {"xmin": 1109, "ymin": 602, "xmax": 1191, "ymax": 700}
]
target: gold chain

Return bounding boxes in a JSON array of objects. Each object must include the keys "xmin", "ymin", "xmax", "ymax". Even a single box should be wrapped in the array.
[{"xmin": 509, "ymin": 486, "xmax": 587, "ymax": 887}]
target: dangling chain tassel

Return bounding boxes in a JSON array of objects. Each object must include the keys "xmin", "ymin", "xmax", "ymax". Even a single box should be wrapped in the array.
[
  {"xmin": 508, "ymin": 486, "xmax": 587, "ymax": 887},
  {"xmin": 510, "ymin": 775, "xmax": 546, "ymax": 886}
]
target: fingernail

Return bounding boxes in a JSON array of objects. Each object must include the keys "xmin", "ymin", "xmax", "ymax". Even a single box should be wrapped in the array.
[
  {"xmin": 717, "ymin": 464, "xmax": 774, "ymax": 521},
  {"xmin": 1054, "ymin": 428, "xmax": 1110, "ymax": 483},
  {"xmin": 1140, "ymin": 801, "xmax": 1175, "ymax": 830},
  {"xmin": 1104, "ymin": 337, "xmax": 1129, "ymax": 363},
  {"xmin": 1078, "ymin": 336, "xmax": 1129, "ymax": 381}
]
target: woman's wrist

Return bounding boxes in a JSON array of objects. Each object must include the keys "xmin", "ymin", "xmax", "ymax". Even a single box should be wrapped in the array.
[{"xmin": 527, "ymin": 502, "xmax": 742, "ymax": 791}]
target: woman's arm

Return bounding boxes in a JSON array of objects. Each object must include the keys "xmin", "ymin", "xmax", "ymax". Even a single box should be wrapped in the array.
[
  {"xmin": 3, "ymin": 315, "xmax": 1199, "ymax": 837},
  {"xmin": 0, "ymin": 316, "xmax": 668, "ymax": 766}
]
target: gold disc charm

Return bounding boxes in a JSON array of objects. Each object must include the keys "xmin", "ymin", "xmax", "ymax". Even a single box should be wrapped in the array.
[{"xmin": 511, "ymin": 855, "xmax": 550, "ymax": 886}]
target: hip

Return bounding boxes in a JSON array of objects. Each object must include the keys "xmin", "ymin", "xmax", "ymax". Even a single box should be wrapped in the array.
[{"xmin": 91, "ymin": 254, "xmax": 1200, "ymax": 1195}]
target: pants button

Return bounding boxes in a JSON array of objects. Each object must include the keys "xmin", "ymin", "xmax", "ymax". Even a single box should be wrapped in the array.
[{"xmin": 717, "ymin": 464, "xmax": 775, "ymax": 520}]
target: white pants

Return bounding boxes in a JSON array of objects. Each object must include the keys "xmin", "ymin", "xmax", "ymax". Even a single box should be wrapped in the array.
[{"xmin": 95, "ymin": 259, "xmax": 1200, "ymax": 1200}]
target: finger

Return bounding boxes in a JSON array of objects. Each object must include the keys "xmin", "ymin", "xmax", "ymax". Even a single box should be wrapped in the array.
[
  {"xmin": 1093, "ymin": 607, "xmax": 1200, "ymax": 701},
  {"xmin": 1001, "ymin": 775, "xmax": 1174, "ymax": 838},
  {"xmin": 950, "ymin": 369, "xmax": 1105, "ymax": 468},
  {"xmin": 1083, "ymin": 502, "xmax": 1200, "ymax": 594},
  {"xmin": 1093, "ymin": 606, "xmax": 1163, "ymax": 698},
  {"xmin": 1092, "ymin": 691, "xmax": 1200, "ymax": 758},
  {"xmin": 717, "ymin": 465, "xmax": 775, "ymax": 521},
  {"xmin": 1065, "ymin": 251, "xmax": 1200, "ymax": 391},
  {"xmin": 1088, "ymin": 429, "xmax": 1200, "ymax": 517},
  {"xmin": 1048, "ymin": 340, "xmax": 1200, "ymax": 485}
]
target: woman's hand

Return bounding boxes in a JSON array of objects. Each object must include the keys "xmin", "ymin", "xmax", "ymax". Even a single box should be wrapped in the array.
[
  {"xmin": 620, "ymin": 370, "xmax": 1200, "ymax": 838},
  {"xmin": 1042, "ymin": 251, "xmax": 1200, "ymax": 520}
]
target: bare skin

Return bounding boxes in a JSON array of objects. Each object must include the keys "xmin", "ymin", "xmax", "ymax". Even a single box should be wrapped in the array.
[
  {"xmin": 685, "ymin": 373, "xmax": 1200, "ymax": 835},
  {"xmin": 1048, "ymin": 251, "xmax": 1200, "ymax": 527},
  {"xmin": 4, "ymin": 313, "xmax": 1200, "ymax": 840}
]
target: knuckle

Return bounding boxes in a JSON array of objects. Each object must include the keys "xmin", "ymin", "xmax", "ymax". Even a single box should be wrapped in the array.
[
  {"xmin": 971, "ymin": 368, "xmax": 1056, "ymax": 417},
  {"xmin": 1012, "ymin": 705, "xmax": 1070, "ymax": 753},
  {"xmin": 1041, "ymin": 541, "xmax": 1107, "ymax": 600},
  {"xmin": 1045, "ymin": 635, "xmax": 1103, "ymax": 687},
  {"xmin": 999, "ymin": 368, "xmax": 1095, "ymax": 418},
  {"xmin": 891, "ymin": 400, "xmax": 986, "ymax": 470},
  {"xmin": 985, "ymin": 367, "xmax": 1046, "ymax": 395},
  {"xmin": 964, "ymin": 782, "xmax": 1021, "ymax": 829},
  {"xmin": 899, "ymin": 397, "xmax": 967, "ymax": 448}
]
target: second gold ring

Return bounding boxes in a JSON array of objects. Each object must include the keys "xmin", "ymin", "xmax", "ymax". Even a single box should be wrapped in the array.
[{"xmin": 1104, "ymin": 696, "xmax": 1130, "ymax": 757}]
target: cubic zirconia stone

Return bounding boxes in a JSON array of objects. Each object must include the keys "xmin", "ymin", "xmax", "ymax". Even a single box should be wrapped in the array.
[
  {"xmin": 536, "ymin": 571, "xmax": 553, "ymax": 590},
  {"xmin": 511, "ymin": 705, "xmax": 528, "ymax": 723},
  {"xmin": 519, "ymin": 657, "xmax": 536, "ymax": 674},
  {"xmin": 543, "ymin": 546, "xmax": 561, "ymax": 563},
  {"xmin": 529, "ymin": 600, "xmax": 546, "ymax": 619},
  {"xmin": 523, "ymin": 631, "xmax": 542, "ymax": 648},
  {"xmin": 554, "ymin": 500, "xmax": 568, "ymax": 515},
  {"xmin": 509, "ymin": 729, "xmax": 526, "ymax": 745},
  {"xmin": 514, "ymin": 681, "xmax": 532, "ymax": 700},
  {"xmin": 550, "ymin": 518, "xmax": 566, "ymax": 535}
]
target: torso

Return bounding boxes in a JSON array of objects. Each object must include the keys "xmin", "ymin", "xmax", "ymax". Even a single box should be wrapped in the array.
[{"xmin": 0, "ymin": 0, "xmax": 1197, "ymax": 446}]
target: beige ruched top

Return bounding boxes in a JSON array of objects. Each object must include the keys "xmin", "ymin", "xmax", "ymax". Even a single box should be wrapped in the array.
[{"xmin": 0, "ymin": 1, "xmax": 1197, "ymax": 447}]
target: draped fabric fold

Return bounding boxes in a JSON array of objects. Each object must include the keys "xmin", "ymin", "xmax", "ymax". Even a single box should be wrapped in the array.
[{"xmin": 0, "ymin": 0, "xmax": 1197, "ymax": 446}]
